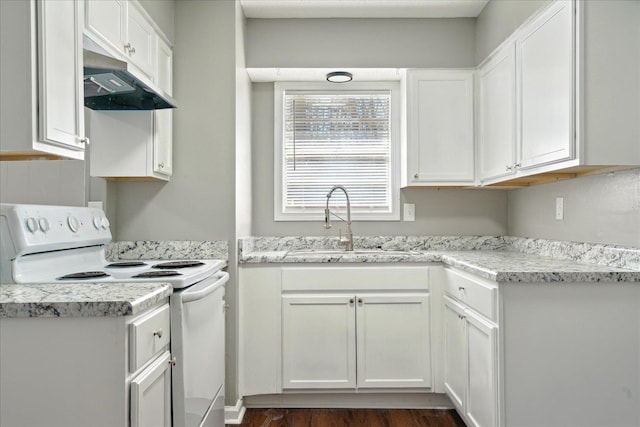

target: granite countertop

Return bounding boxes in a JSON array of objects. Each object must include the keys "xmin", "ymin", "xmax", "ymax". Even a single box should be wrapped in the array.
[
  {"xmin": 0, "ymin": 282, "xmax": 172, "ymax": 318},
  {"xmin": 239, "ymin": 236, "xmax": 640, "ymax": 283}
]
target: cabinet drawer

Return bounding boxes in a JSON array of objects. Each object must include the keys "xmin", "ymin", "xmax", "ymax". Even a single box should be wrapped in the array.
[
  {"xmin": 444, "ymin": 268, "xmax": 497, "ymax": 320},
  {"xmin": 130, "ymin": 304, "xmax": 171, "ymax": 372}
]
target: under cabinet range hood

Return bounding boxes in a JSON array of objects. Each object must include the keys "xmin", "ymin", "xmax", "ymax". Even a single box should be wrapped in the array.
[{"xmin": 83, "ymin": 37, "xmax": 176, "ymax": 111}]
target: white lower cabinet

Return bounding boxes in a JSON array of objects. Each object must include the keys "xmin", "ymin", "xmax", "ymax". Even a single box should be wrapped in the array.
[
  {"xmin": 282, "ymin": 294, "xmax": 356, "ymax": 389},
  {"xmin": 444, "ymin": 296, "xmax": 497, "ymax": 427},
  {"xmin": 131, "ymin": 350, "xmax": 172, "ymax": 427},
  {"xmin": 282, "ymin": 292, "xmax": 431, "ymax": 390},
  {"xmin": 0, "ymin": 302, "xmax": 172, "ymax": 427},
  {"xmin": 239, "ymin": 265, "xmax": 434, "ymax": 397}
]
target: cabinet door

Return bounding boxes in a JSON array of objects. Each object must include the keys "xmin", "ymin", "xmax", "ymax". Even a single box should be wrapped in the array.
[
  {"xmin": 153, "ymin": 110, "xmax": 173, "ymax": 176},
  {"xmin": 443, "ymin": 296, "xmax": 466, "ymax": 411},
  {"xmin": 406, "ymin": 70, "xmax": 475, "ymax": 185},
  {"xmin": 37, "ymin": 0, "xmax": 85, "ymax": 153},
  {"xmin": 131, "ymin": 351, "xmax": 172, "ymax": 427},
  {"xmin": 126, "ymin": 3, "xmax": 156, "ymax": 80},
  {"xmin": 478, "ymin": 42, "xmax": 517, "ymax": 182},
  {"xmin": 84, "ymin": 0, "xmax": 127, "ymax": 56},
  {"xmin": 517, "ymin": 0, "xmax": 574, "ymax": 169},
  {"xmin": 156, "ymin": 37, "xmax": 173, "ymax": 95},
  {"xmin": 356, "ymin": 293, "xmax": 431, "ymax": 389},
  {"xmin": 465, "ymin": 311, "xmax": 498, "ymax": 427},
  {"xmin": 282, "ymin": 294, "xmax": 356, "ymax": 389}
]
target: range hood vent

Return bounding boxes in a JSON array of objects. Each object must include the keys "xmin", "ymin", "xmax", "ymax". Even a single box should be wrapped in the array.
[{"xmin": 83, "ymin": 36, "xmax": 176, "ymax": 111}]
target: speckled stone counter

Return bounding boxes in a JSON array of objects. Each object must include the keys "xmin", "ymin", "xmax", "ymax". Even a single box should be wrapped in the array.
[
  {"xmin": 0, "ymin": 282, "xmax": 172, "ymax": 318},
  {"xmin": 239, "ymin": 236, "xmax": 640, "ymax": 283},
  {"xmin": 106, "ymin": 240, "xmax": 229, "ymax": 261}
]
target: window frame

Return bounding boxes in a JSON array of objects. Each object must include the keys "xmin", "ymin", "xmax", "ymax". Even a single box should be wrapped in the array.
[{"xmin": 274, "ymin": 81, "xmax": 401, "ymax": 222}]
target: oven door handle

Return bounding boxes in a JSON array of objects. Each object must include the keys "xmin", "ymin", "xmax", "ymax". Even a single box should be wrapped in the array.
[{"xmin": 181, "ymin": 272, "xmax": 229, "ymax": 303}]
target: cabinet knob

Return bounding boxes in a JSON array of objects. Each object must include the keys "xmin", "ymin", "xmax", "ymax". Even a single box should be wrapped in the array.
[
  {"xmin": 158, "ymin": 162, "xmax": 165, "ymax": 169},
  {"xmin": 168, "ymin": 357, "xmax": 177, "ymax": 366},
  {"xmin": 358, "ymin": 298, "xmax": 363, "ymax": 304},
  {"xmin": 458, "ymin": 286, "xmax": 465, "ymax": 291},
  {"xmin": 414, "ymin": 173, "xmax": 419, "ymax": 179},
  {"xmin": 124, "ymin": 43, "xmax": 131, "ymax": 52},
  {"xmin": 153, "ymin": 329, "xmax": 163, "ymax": 338},
  {"xmin": 505, "ymin": 165, "xmax": 512, "ymax": 171},
  {"xmin": 349, "ymin": 298, "xmax": 354, "ymax": 304},
  {"xmin": 78, "ymin": 137, "xmax": 89, "ymax": 145},
  {"xmin": 514, "ymin": 162, "xmax": 521, "ymax": 168},
  {"xmin": 129, "ymin": 46, "xmax": 136, "ymax": 55},
  {"xmin": 223, "ymin": 302, "xmax": 230, "ymax": 311}
]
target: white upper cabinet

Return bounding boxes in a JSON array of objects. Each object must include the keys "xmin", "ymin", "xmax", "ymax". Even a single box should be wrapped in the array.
[
  {"xmin": 0, "ymin": 0, "xmax": 85, "ymax": 160},
  {"xmin": 84, "ymin": 0, "xmax": 127, "ymax": 56},
  {"xmin": 403, "ymin": 70, "xmax": 475, "ymax": 187},
  {"xmin": 86, "ymin": 0, "xmax": 174, "ymax": 181},
  {"xmin": 477, "ymin": 42, "xmax": 517, "ymax": 183},
  {"xmin": 125, "ymin": 3, "xmax": 156, "ymax": 79},
  {"xmin": 517, "ymin": 0, "xmax": 574, "ymax": 170},
  {"xmin": 478, "ymin": 0, "xmax": 639, "ymax": 186},
  {"xmin": 85, "ymin": 0, "xmax": 156, "ymax": 80},
  {"xmin": 156, "ymin": 37, "xmax": 173, "ymax": 95}
]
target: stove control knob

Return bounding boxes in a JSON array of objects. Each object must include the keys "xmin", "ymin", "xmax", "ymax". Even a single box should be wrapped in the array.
[
  {"xmin": 93, "ymin": 217, "xmax": 102, "ymax": 230},
  {"xmin": 38, "ymin": 218, "xmax": 50, "ymax": 233},
  {"xmin": 67, "ymin": 215, "xmax": 80, "ymax": 232},
  {"xmin": 26, "ymin": 217, "xmax": 38, "ymax": 233},
  {"xmin": 101, "ymin": 217, "xmax": 110, "ymax": 229}
]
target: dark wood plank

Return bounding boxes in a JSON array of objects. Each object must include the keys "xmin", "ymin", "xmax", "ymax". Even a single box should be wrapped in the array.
[{"xmin": 231, "ymin": 408, "xmax": 467, "ymax": 427}]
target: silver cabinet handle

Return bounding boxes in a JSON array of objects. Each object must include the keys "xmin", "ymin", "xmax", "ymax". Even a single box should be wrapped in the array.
[
  {"xmin": 129, "ymin": 46, "xmax": 136, "ymax": 54},
  {"xmin": 168, "ymin": 357, "xmax": 177, "ymax": 366},
  {"xmin": 458, "ymin": 286, "xmax": 465, "ymax": 291},
  {"xmin": 124, "ymin": 43, "xmax": 131, "ymax": 52},
  {"xmin": 514, "ymin": 162, "xmax": 521, "ymax": 168},
  {"xmin": 153, "ymin": 329, "xmax": 163, "ymax": 338},
  {"xmin": 158, "ymin": 162, "xmax": 165, "ymax": 169},
  {"xmin": 414, "ymin": 173, "xmax": 419, "ymax": 179},
  {"xmin": 505, "ymin": 165, "xmax": 513, "ymax": 171}
]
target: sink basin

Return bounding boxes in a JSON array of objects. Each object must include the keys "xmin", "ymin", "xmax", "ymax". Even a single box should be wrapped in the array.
[{"xmin": 285, "ymin": 249, "xmax": 419, "ymax": 256}]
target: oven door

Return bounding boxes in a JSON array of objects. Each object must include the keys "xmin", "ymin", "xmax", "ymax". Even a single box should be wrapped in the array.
[{"xmin": 170, "ymin": 271, "xmax": 228, "ymax": 427}]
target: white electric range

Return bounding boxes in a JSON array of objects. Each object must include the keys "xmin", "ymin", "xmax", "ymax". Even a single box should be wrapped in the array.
[{"xmin": 0, "ymin": 203, "xmax": 228, "ymax": 427}]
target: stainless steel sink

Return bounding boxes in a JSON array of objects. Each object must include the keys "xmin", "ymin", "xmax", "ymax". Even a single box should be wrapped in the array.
[{"xmin": 285, "ymin": 249, "xmax": 419, "ymax": 256}]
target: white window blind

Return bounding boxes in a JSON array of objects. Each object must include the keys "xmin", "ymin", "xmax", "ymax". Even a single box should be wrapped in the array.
[{"xmin": 279, "ymin": 89, "xmax": 395, "ymax": 219}]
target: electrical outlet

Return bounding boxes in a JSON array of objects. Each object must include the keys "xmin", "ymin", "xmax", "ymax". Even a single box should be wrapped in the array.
[
  {"xmin": 404, "ymin": 203, "xmax": 415, "ymax": 222},
  {"xmin": 555, "ymin": 197, "xmax": 564, "ymax": 220}
]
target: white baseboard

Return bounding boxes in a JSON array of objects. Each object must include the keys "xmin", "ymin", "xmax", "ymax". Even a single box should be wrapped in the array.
[
  {"xmin": 224, "ymin": 398, "xmax": 246, "ymax": 425},
  {"xmin": 243, "ymin": 392, "xmax": 453, "ymax": 409}
]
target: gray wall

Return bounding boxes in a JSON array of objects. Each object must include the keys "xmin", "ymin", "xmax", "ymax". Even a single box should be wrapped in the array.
[
  {"xmin": 246, "ymin": 18, "xmax": 476, "ymax": 68},
  {"xmin": 475, "ymin": 0, "xmax": 550, "ymax": 64},
  {"xmin": 508, "ymin": 168, "xmax": 640, "ymax": 247},
  {"xmin": 114, "ymin": 0, "xmax": 236, "ymax": 242},
  {"xmin": 251, "ymin": 82, "xmax": 508, "ymax": 237}
]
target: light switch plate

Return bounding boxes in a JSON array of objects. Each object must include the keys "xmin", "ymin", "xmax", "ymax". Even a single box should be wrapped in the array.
[
  {"xmin": 555, "ymin": 197, "xmax": 564, "ymax": 220},
  {"xmin": 404, "ymin": 203, "xmax": 415, "ymax": 222}
]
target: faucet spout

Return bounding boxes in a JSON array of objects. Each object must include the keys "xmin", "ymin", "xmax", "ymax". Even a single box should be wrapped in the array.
[{"xmin": 325, "ymin": 185, "xmax": 353, "ymax": 251}]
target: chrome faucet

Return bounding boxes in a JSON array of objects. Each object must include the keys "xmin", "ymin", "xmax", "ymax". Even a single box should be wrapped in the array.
[{"xmin": 324, "ymin": 185, "xmax": 353, "ymax": 251}]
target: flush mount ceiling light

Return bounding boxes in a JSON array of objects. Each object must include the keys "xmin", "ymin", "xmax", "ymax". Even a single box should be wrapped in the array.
[{"xmin": 326, "ymin": 71, "xmax": 353, "ymax": 83}]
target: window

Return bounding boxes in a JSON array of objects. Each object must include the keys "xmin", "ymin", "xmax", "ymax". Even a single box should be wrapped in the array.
[{"xmin": 274, "ymin": 82, "xmax": 400, "ymax": 221}]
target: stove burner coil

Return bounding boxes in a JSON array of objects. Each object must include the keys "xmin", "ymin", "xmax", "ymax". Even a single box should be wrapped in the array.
[
  {"xmin": 152, "ymin": 261, "xmax": 205, "ymax": 269},
  {"xmin": 58, "ymin": 271, "xmax": 110, "ymax": 280},
  {"xmin": 133, "ymin": 271, "xmax": 182, "ymax": 278},
  {"xmin": 105, "ymin": 261, "xmax": 148, "ymax": 268}
]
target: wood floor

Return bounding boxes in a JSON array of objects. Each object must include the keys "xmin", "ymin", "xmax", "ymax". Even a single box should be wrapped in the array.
[{"xmin": 232, "ymin": 408, "xmax": 467, "ymax": 427}]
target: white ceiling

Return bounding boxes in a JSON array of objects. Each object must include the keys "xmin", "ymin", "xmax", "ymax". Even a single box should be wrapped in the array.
[
  {"xmin": 240, "ymin": 0, "xmax": 490, "ymax": 19},
  {"xmin": 247, "ymin": 68, "xmax": 405, "ymax": 82}
]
